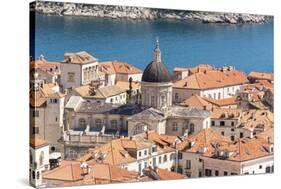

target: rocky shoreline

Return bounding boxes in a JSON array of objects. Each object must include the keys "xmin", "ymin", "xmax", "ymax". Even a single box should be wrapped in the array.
[{"xmin": 32, "ymin": 1, "xmax": 272, "ymax": 24}]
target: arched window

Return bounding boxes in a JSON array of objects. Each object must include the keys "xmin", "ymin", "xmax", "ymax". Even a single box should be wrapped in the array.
[
  {"xmin": 39, "ymin": 151, "xmax": 44, "ymax": 166},
  {"xmin": 78, "ymin": 118, "xmax": 86, "ymax": 129}
]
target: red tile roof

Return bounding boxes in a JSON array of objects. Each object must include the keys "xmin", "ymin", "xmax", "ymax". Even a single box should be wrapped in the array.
[
  {"xmin": 99, "ymin": 61, "xmax": 142, "ymax": 75},
  {"xmin": 173, "ymin": 70, "xmax": 248, "ymax": 90}
]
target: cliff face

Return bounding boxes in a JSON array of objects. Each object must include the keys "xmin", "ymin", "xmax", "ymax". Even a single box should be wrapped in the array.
[{"xmin": 33, "ymin": 1, "xmax": 272, "ymax": 24}]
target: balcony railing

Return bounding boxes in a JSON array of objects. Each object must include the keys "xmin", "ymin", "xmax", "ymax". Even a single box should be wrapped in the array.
[{"xmin": 64, "ymin": 131, "xmax": 117, "ymax": 145}]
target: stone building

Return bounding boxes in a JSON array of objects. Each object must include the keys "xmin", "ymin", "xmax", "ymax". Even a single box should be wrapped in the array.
[
  {"xmin": 176, "ymin": 128, "xmax": 274, "ymax": 178},
  {"xmin": 200, "ymin": 136, "xmax": 274, "ymax": 176},
  {"xmin": 60, "ymin": 51, "xmax": 102, "ymax": 90},
  {"xmin": 69, "ymin": 83, "xmax": 128, "ymax": 104},
  {"xmin": 210, "ymin": 108, "xmax": 273, "ymax": 141},
  {"xmin": 99, "ymin": 60, "xmax": 143, "ymax": 86},
  {"xmin": 30, "ymin": 84, "xmax": 65, "ymax": 152}
]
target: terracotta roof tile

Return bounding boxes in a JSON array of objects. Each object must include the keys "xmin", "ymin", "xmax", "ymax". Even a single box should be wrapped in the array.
[
  {"xmin": 177, "ymin": 128, "xmax": 231, "ymax": 156},
  {"xmin": 180, "ymin": 95, "xmax": 215, "ymax": 109},
  {"xmin": 173, "ymin": 70, "xmax": 248, "ymax": 90},
  {"xmin": 74, "ymin": 84, "xmax": 126, "ymax": 98},
  {"xmin": 203, "ymin": 96, "xmax": 238, "ymax": 106},
  {"xmin": 99, "ymin": 61, "xmax": 142, "ymax": 75},
  {"xmin": 214, "ymin": 137, "xmax": 273, "ymax": 161},
  {"xmin": 115, "ymin": 81, "xmax": 141, "ymax": 91}
]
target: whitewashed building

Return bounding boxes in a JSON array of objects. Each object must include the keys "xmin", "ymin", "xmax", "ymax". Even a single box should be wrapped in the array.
[
  {"xmin": 99, "ymin": 60, "xmax": 143, "ymax": 86},
  {"xmin": 173, "ymin": 68, "xmax": 249, "ymax": 103},
  {"xmin": 200, "ymin": 137, "xmax": 274, "ymax": 176},
  {"xmin": 30, "ymin": 135, "xmax": 50, "ymax": 187},
  {"xmin": 176, "ymin": 128, "xmax": 230, "ymax": 178}
]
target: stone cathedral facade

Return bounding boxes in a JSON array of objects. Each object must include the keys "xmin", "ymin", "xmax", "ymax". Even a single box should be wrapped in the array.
[{"xmin": 63, "ymin": 40, "xmax": 210, "ymax": 159}]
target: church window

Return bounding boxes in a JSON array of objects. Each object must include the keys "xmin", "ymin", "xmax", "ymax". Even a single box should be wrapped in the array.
[
  {"xmin": 78, "ymin": 118, "xmax": 86, "ymax": 129},
  {"xmin": 95, "ymin": 119, "xmax": 102, "ymax": 128},
  {"xmin": 111, "ymin": 120, "xmax": 118, "ymax": 129}
]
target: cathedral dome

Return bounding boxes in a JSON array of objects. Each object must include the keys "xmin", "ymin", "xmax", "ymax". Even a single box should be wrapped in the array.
[{"xmin": 141, "ymin": 39, "xmax": 172, "ymax": 83}]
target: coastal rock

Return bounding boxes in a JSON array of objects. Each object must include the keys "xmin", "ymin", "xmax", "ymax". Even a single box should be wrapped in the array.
[{"xmin": 34, "ymin": 1, "xmax": 272, "ymax": 24}]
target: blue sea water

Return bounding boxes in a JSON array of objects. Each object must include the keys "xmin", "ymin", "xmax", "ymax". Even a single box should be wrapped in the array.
[{"xmin": 35, "ymin": 14, "xmax": 273, "ymax": 73}]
